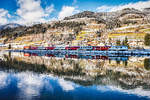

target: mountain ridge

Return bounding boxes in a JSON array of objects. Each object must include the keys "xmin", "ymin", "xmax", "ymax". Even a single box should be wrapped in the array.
[
  {"xmin": 64, "ymin": 8, "xmax": 147, "ymax": 20},
  {"xmin": 0, "ymin": 23, "xmax": 22, "ymax": 30}
]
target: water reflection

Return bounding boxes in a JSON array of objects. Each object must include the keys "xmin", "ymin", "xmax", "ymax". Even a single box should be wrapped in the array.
[
  {"xmin": 0, "ymin": 51, "xmax": 150, "ymax": 100},
  {"xmin": 0, "ymin": 71, "xmax": 150, "ymax": 100},
  {"xmin": 144, "ymin": 58, "xmax": 150, "ymax": 70}
]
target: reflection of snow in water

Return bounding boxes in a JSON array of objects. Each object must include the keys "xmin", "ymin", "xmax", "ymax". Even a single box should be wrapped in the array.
[
  {"xmin": 97, "ymin": 85, "xmax": 150, "ymax": 98},
  {"xmin": 58, "ymin": 79, "xmax": 77, "ymax": 91},
  {"xmin": 0, "ymin": 71, "xmax": 8, "ymax": 89}
]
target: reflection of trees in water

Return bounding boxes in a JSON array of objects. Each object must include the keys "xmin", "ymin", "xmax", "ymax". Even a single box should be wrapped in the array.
[
  {"xmin": 95, "ymin": 60, "xmax": 105, "ymax": 68},
  {"xmin": 0, "ymin": 54, "xmax": 150, "ymax": 90},
  {"xmin": 144, "ymin": 58, "xmax": 150, "ymax": 70},
  {"xmin": 109, "ymin": 59, "xmax": 111, "ymax": 64},
  {"xmin": 116, "ymin": 60, "xmax": 128, "ymax": 66},
  {"xmin": 50, "ymin": 61, "xmax": 85, "ymax": 76},
  {"xmin": 0, "ymin": 55, "xmax": 85, "ymax": 76},
  {"xmin": 123, "ymin": 61, "xmax": 128, "ymax": 66},
  {"xmin": 116, "ymin": 60, "xmax": 121, "ymax": 65},
  {"xmin": 65, "ymin": 69, "xmax": 150, "ymax": 90},
  {"xmin": 0, "ymin": 54, "xmax": 47, "ymax": 73}
]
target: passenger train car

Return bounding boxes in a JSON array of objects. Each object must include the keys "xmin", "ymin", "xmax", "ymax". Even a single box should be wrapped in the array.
[
  {"xmin": 79, "ymin": 46, "xmax": 93, "ymax": 50},
  {"xmin": 24, "ymin": 46, "xmax": 45, "ymax": 50},
  {"xmin": 93, "ymin": 46, "xmax": 111, "ymax": 51},
  {"xmin": 45, "ymin": 47, "xmax": 55, "ymax": 50},
  {"xmin": 24, "ymin": 46, "xmax": 31, "ymax": 50},
  {"xmin": 65, "ymin": 46, "xmax": 80, "ymax": 50},
  {"xmin": 55, "ymin": 46, "xmax": 65, "ymax": 50},
  {"xmin": 109, "ymin": 46, "xmax": 128, "ymax": 51}
]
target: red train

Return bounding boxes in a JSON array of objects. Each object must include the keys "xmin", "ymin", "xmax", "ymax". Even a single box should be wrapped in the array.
[
  {"xmin": 93, "ymin": 46, "xmax": 111, "ymax": 51},
  {"xmin": 23, "ymin": 46, "xmax": 128, "ymax": 51},
  {"xmin": 65, "ymin": 46, "xmax": 80, "ymax": 50},
  {"xmin": 23, "ymin": 46, "xmax": 38, "ymax": 50}
]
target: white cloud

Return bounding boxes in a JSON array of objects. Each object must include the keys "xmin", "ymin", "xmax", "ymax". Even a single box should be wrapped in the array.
[
  {"xmin": 97, "ymin": 0, "xmax": 150, "ymax": 12},
  {"xmin": 96, "ymin": 6, "xmax": 112, "ymax": 12},
  {"xmin": 0, "ymin": 9, "xmax": 10, "ymax": 25},
  {"xmin": 16, "ymin": 0, "xmax": 54, "ymax": 24},
  {"xmin": 58, "ymin": 6, "xmax": 79, "ymax": 20},
  {"xmin": 45, "ymin": 4, "xmax": 54, "ymax": 17}
]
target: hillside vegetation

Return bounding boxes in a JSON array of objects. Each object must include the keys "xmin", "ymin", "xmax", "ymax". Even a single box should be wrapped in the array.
[{"xmin": 0, "ymin": 8, "xmax": 150, "ymax": 48}]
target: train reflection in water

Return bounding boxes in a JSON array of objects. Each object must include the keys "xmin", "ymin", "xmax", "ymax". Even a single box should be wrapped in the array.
[{"xmin": 24, "ymin": 52, "xmax": 129, "ymax": 61}]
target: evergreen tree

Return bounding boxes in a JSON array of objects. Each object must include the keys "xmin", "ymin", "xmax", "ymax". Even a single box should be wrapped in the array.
[
  {"xmin": 109, "ymin": 38, "xmax": 112, "ymax": 45},
  {"xmin": 116, "ymin": 40, "xmax": 121, "ymax": 46},
  {"xmin": 122, "ymin": 37, "xmax": 130, "ymax": 48},
  {"xmin": 8, "ymin": 44, "xmax": 11, "ymax": 49},
  {"xmin": 144, "ymin": 34, "xmax": 150, "ymax": 46}
]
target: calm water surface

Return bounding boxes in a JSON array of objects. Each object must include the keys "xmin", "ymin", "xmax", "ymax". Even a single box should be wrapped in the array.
[{"xmin": 0, "ymin": 51, "xmax": 150, "ymax": 100}]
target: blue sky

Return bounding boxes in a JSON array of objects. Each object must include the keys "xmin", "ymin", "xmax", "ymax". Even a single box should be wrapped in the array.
[{"xmin": 0, "ymin": 0, "xmax": 150, "ymax": 25}]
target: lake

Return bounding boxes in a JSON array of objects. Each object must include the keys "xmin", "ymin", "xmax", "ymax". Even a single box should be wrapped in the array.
[{"xmin": 0, "ymin": 51, "xmax": 150, "ymax": 100}]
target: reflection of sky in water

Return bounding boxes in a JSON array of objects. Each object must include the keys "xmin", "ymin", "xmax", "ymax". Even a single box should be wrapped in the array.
[
  {"xmin": 0, "ymin": 72, "xmax": 9, "ymax": 89},
  {"xmin": 0, "ymin": 71, "xmax": 150, "ymax": 100},
  {"xmin": 58, "ymin": 79, "xmax": 77, "ymax": 91},
  {"xmin": 97, "ymin": 85, "xmax": 150, "ymax": 98},
  {"xmin": 16, "ymin": 72, "xmax": 51, "ymax": 99}
]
